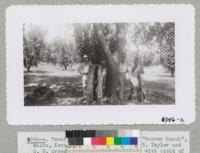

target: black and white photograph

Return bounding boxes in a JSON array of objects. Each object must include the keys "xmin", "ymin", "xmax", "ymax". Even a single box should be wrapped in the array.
[
  {"xmin": 6, "ymin": 5, "xmax": 195, "ymax": 124},
  {"xmin": 23, "ymin": 22, "xmax": 175, "ymax": 106}
]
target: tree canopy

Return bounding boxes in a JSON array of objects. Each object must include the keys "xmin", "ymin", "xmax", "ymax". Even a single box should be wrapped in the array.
[{"xmin": 23, "ymin": 22, "xmax": 175, "ymax": 76}]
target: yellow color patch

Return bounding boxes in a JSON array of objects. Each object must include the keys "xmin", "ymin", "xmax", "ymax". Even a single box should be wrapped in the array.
[{"xmin": 106, "ymin": 137, "xmax": 114, "ymax": 145}]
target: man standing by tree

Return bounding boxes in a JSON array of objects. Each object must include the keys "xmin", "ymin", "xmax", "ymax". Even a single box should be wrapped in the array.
[
  {"xmin": 130, "ymin": 57, "xmax": 145, "ymax": 102},
  {"xmin": 78, "ymin": 55, "xmax": 91, "ymax": 97},
  {"xmin": 118, "ymin": 52, "xmax": 128, "ymax": 101}
]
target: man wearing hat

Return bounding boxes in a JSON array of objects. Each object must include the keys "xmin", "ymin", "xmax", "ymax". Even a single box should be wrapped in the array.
[{"xmin": 78, "ymin": 55, "xmax": 90, "ymax": 97}]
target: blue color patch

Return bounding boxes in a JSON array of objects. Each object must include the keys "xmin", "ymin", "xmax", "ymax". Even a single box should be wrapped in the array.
[
  {"xmin": 130, "ymin": 137, "xmax": 138, "ymax": 145},
  {"xmin": 121, "ymin": 137, "xmax": 131, "ymax": 145}
]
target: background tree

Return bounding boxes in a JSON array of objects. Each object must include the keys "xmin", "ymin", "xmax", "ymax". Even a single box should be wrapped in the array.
[
  {"xmin": 45, "ymin": 43, "xmax": 58, "ymax": 65},
  {"xmin": 157, "ymin": 23, "xmax": 175, "ymax": 77},
  {"xmin": 52, "ymin": 38, "xmax": 78, "ymax": 70},
  {"xmin": 53, "ymin": 39, "xmax": 69, "ymax": 70},
  {"xmin": 145, "ymin": 23, "xmax": 175, "ymax": 76},
  {"xmin": 128, "ymin": 23, "xmax": 175, "ymax": 76},
  {"xmin": 23, "ymin": 24, "xmax": 46, "ymax": 72},
  {"xmin": 128, "ymin": 23, "xmax": 155, "ymax": 68},
  {"xmin": 74, "ymin": 24, "xmax": 104, "ymax": 64}
]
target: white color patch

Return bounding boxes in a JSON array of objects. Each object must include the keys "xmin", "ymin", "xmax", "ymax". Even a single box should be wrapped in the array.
[
  {"xmin": 6, "ymin": 5, "xmax": 195, "ymax": 125},
  {"xmin": 84, "ymin": 138, "xmax": 91, "ymax": 145}
]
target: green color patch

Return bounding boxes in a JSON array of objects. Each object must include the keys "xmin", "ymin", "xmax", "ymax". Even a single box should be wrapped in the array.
[{"xmin": 114, "ymin": 137, "xmax": 122, "ymax": 145}]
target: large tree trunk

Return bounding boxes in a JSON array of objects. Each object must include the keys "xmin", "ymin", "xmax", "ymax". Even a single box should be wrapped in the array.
[
  {"xmin": 136, "ymin": 69, "xmax": 145, "ymax": 103},
  {"xmin": 93, "ymin": 24, "xmax": 121, "ymax": 103},
  {"xmin": 27, "ymin": 58, "xmax": 32, "ymax": 72},
  {"xmin": 119, "ymin": 72, "xmax": 125, "ymax": 101},
  {"xmin": 85, "ymin": 65, "xmax": 104, "ymax": 104},
  {"xmin": 92, "ymin": 24, "xmax": 146, "ymax": 104},
  {"xmin": 104, "ymin": 56, "xmax": 120, "ymax": 102},
  {"xmin": 27, "ymin": 65, "xmax": 31, "ymax": 72},
  {"xmin": 96, "ymin": 65, "xmax": 104, "ymax": 103},
  {"xmin": 85, "ymin": 65, "xmax": 95, "ymax": 104}
]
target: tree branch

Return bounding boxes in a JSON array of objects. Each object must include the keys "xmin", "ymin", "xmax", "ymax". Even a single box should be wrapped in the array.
[{"xmin": 93, "ymin": 24, "xmax": 111, "ymax": 55}]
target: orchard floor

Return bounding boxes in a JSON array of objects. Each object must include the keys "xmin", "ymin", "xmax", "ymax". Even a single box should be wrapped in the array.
[{"xmin": 24, "ymin": 63, "xmax": 175, "ymax": 106}]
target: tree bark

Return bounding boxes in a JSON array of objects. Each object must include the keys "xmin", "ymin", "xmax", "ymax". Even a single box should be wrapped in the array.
[
  {"xmin": 96, "ymin": 65, "xmax": 104, "ymax": 103},
  {"xmin": 27, "ymin": 58, "xmax": 32, "ymax": 72},
  {"xmin": 93, "ymin": 24, "xmax": 121, "ymax": 103},
  {"xmin": 85, "ymin": 65, "xmax": 95, "ymax": 104},
  {"xmin": 136, "ymin": 71, "xmax": 145, "ymax": 102},
  {"xmin": 27, "ymin": 65, "xmax": 31, "ymax": 72}
]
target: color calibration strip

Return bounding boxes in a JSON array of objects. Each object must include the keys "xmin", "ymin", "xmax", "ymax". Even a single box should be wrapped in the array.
[
  {"xmin": 67, "ymin": 136, "xmax": 138, "ymax": 146},
  {"xmin": 65, "ymin": 130, "xmax": 140, "ymax": 146}
]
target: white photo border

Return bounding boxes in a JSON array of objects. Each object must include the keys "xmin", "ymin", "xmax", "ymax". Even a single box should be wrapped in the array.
[{"xmin": 6, "ymin": 5, "xmax": 195, "ymax": 125}]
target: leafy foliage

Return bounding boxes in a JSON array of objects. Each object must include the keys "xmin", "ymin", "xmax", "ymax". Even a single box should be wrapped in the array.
[
  {"xmin": 128, "ymin": 23, "xmax": 175, "ymax": 76},
  {"xmin": 23, "ymin": 23, "xmax": 175, "ymax": 76},
  {"xmin": 23, "ymin": 24, "xmax": 46, "ymax": 71}
]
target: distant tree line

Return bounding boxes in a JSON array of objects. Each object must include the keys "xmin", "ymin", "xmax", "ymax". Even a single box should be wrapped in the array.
[{"xmin": 23, "ymin": 24, "xmax": 80, "ymax": 72}]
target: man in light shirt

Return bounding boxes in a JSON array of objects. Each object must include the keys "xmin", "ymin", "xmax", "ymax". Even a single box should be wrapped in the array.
[
  {"xmin": 78, "ymin": 55, "xmax": 90, "ymax": 97},
  {"xmin": 118, "ymin": 53, "xmax": 128, "ymax": 101}
]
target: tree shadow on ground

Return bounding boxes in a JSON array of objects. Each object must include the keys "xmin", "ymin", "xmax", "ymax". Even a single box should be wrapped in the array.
[
  {"xmin": 143, "ymin": 80, "xmax": 175, "ymax": 104},
  {"xmin": 24, "ymin": 73, "xmax": 175, "ymax": 106},
  {"xmin": 24, "ymin": 74, "xmax": 83, "ymax": 106}
]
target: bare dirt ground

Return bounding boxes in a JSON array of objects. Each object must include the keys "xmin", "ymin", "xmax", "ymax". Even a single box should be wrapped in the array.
[{"xmin": 24, "ymin": 63, "xmax": 175, "ymax": 106}]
